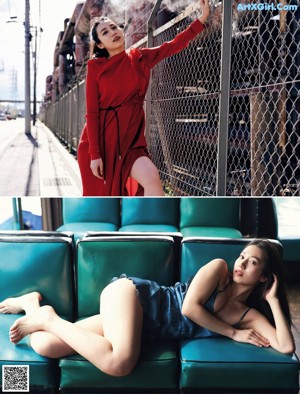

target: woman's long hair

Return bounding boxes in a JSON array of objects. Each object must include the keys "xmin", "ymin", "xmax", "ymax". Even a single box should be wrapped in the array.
[{"xmin": 246, "ymin": 239, "xmax": 292, "ymax": 327}]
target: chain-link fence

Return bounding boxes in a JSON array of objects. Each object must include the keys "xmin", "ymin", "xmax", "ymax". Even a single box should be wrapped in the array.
[
  {"xmin": 43, "ymin": 0, "xmax": 300, "ymax": 196},
  {"xmin": 228, "ymin": 0, "xmax": 300, "ymax": 197},
  {"xmin": 44, "ymin": 80, "xmax": 86, "ymax": 155}
]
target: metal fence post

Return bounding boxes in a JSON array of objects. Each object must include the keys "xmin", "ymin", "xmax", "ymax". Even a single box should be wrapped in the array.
[
  {"xmin": 216, "ymin": 0, "xmax": 233, "ymax": 196},
  {"xmin": 145, "ymin": 0, "xmax": 163, "ymax": 147}
]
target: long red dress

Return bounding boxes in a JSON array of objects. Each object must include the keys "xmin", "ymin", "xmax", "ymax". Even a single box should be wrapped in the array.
[{"xmin": 77, "ymin": 19, "xmax": 205, "ymax": 196}]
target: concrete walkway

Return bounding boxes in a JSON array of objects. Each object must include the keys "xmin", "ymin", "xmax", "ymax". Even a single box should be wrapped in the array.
[{"xmin": 0, "ymin": 119, "xmax": 82, "ymax": 196}]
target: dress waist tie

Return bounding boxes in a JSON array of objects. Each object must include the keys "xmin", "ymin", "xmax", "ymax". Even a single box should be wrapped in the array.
[{"xmin": 99, "ymin": 105, "xmax": 122, "ymax": 184}]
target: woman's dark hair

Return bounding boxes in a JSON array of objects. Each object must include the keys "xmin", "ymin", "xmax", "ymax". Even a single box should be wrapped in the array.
[
  {"xmin": 245, "ymin": 239, "xmax": 292, "ymax": 327},
  {"xmin": 90, "ymin": 16, "xmax": 122, "ymax": 59}
]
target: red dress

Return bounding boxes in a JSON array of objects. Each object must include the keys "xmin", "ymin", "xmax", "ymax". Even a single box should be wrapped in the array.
[{"xmin": 77, "ymin": 19, "xmax": 205, "ymax": 196}]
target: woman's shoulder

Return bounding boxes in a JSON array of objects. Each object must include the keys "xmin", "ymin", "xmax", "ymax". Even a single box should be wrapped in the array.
[
  {"xmin": 205, "ymin": 258, "xmax": 230, "ymax": 290},
  {"xmin": 189, "ymin": 259, "xmax": 229, "ymax": 289},
  {"xmin": 208, "ymin": 258, "xmax": 230, "ymax": 272}
]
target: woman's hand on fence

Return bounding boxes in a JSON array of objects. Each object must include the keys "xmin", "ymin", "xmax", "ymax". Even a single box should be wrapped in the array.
[
  {"xmin": 90, "ymin": 158, "xmax": 104, "ymax": 179},
  {"xmin": 232, "ymin": 328, "xmax": 270, "ymax": 348},
  {"xmin": 199, "ymin": 0, "xmax": 210, "ymax": 25}
]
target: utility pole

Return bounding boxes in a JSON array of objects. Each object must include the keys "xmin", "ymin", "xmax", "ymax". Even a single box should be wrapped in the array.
[
  {"xmin": 25, "ymin": 0, "xmax": 31, "ymax": 135},
  {"xmin": 33, "ymin": 26, "xmax": 37, "ymax": 125}
]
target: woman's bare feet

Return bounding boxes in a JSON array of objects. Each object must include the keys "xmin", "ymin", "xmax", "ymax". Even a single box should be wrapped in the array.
[
  {"xmin": 0, "ymin": 292, "xmax": 42, "ymax": 314},
  {"xmin": 9, "ymin": 305, "xmax": 56, "ymax": 344}
]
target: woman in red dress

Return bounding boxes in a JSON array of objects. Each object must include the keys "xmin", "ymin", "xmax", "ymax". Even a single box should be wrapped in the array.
[{"xmin": 77, "ymin": 0, "xmax": 210, "ymax": 196}]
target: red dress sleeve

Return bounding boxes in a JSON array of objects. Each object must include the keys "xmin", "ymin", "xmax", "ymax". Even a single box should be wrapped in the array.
[
  {"xmin": 139, "ymin": 19, "xmax": 205, "ymax": 69},
  {"xmin": 85, "ymin": 59, "xmax": 101, "ymax": 160}
]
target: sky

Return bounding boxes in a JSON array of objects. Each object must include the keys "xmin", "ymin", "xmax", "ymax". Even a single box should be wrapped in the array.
[{"xmin": 0, "ymin": 0, "xmax": 79, "ymax": 106}]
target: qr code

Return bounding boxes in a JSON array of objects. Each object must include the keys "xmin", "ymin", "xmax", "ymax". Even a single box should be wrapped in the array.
[{"xmin": 2, "ymin": 365, "xmax": 29, "ymax": 392}]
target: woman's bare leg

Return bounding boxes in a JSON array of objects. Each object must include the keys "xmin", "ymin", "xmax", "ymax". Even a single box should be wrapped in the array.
[
  {"xmin": 0, "ymin": 292, "xmax": 104, "ymax": 359},
  {"xmin": 130, "ymin": 157, "xmax": 164, "ymax": 196},
  {"xmin": 29, "ymin": 315, "xmax": 104, "ymax": 358},
  {"xmin": 9, "ymin": 279, "xmax": 143, "ymax": 376}
]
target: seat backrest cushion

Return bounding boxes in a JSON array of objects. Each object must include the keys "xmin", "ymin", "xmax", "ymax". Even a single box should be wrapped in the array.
[
  {"xmin": 180, "ymin": 238, "xmax": 268, "ymax": 282},
  {"xmin": 180, "ymin": 198, "xmax": 240, "ymax": 230},
  {"xmin": 121, "ymin": 198, "xmax": 179, "ymax": 228},
  {"xmin": 76, "ymin": 236, "xmax": 175, "ymax": 318},
  {"xmin": 62, "ymin": 198, "xmax": 120, "ymax": 226},
  {"xmin": 0, "ymin": 237, "xmax": 74, "ymax": 319}
]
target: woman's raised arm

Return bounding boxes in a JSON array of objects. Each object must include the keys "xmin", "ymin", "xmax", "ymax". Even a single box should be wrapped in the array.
[
  {"xmin": 243, "ymin": 275, "xmax": 296, "ymax": 354},
  {"xmin": 139, "ymin": 0, "xmax": 209, "ymax": 69},
  {"xmin": 198, "ymin": 0, "xmax": 210, "ymax": 25}
]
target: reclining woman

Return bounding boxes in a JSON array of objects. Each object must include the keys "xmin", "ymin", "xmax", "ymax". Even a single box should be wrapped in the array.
[{"xmin": 0, "ymin": 239, "xmax": 295, "ymax": 377}]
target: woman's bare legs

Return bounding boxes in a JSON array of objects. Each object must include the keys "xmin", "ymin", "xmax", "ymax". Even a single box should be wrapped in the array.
[
  {"xmin": 0, "ymin": 292, "xmax": 104, "ymax": 359},
  {"xmin": 8, "ymin": 278, "xmax": 143, "ymax": 377},
  {"xmin": 29, "ymin": 314, "xmax": 105, "ymax": 358},
  {"xmin": 130, "ymin": 157, "xmax": 165, "ymax": 196}
]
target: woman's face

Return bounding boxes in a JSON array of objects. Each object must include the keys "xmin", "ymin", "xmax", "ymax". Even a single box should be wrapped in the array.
[
  {"xmin": 233, "ymin": 245, "xmax": 267, "ymax": 286},
  {"xmin": 95, "ymin": 19, "xmax": 124, "ymax": 55}
]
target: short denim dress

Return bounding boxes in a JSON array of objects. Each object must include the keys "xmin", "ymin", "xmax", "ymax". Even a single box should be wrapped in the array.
[{"xmin": 110, "ymin": 274, "xmax": 220, "ymax": 340}]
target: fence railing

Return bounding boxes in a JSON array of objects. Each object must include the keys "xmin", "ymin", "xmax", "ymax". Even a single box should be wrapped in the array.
[{"xmin": 44, "ymin": 0, "xmax": 300, "ymax": 196}]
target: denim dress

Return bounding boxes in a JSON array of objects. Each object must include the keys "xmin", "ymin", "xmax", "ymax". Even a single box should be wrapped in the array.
[{"xmin": 110, "ymin": 274, "xmax": 221, "ymax": 340}]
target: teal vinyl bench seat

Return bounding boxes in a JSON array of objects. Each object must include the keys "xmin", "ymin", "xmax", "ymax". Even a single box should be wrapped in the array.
[
  {"xmin": 59, "ymin": 235, "xmax": 178, "ymax": 393},
  {"xmin": 0, "ymin": 231, "xmax": 298, "ymax": 393},
  {"xmin": 180, "ymin": 227, "xmax": 242, "ymax": 238},
  {"xmin": 120, "ymin": 223, "xmax": 179, "ymax": 232},
  {"xmin": 179, "ymin": 199, "xmax": 243, "ymax": 238},
  {"xmin": 56, "ymin": 198, "xmax": 120, "ymax": 242},
  {"xmin": 180, "ymin": 337, "xmax": 299, "ymax": 393},
  {"xmin": 119, "ymin": 198, "xmax": 179, "ymax": 232},
  {"xmin": 0, "ymin": 234, "xmax": 74, "ymax": 393},
  {"xmin": 59, "ymin": 340, "xmax": 178, "ymax": 392}
]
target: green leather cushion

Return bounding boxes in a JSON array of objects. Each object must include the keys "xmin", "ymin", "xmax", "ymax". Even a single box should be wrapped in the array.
[
  {"xmin": 59, "ymin": 340, "xmax": 178, "ymax": 389},
  {"xmin": 119, "ymin": 224, "xmax": 178, "ymax": 232},
  {"xmin": 180, "ymin": 198, "xmax": 241, "ymax": 229},
  {"xmin": 180, "ymin": 227, "xmax": 242, "ymax": 238},
  {"xmin": 121, "ymin": 198, "xmax": 179, "ymax": 228},
  {"xmin": 180, "ymin": 337, "xmax": 299, "ymax": 389},
  {"xmin": 62, "ymin": 198, "xmax": 120, "ymax": 226},
  {"xmin": 76, "ymin": 236, "xmax": 175, "ymax": 318},
  {"xmin": 180, "ymin": 238, "xmax": 251, "ymax": 282},
  {"xmin": 0, "ymin": 237, "xmax": 74, "ymax": 319},
  {"xmin": 0, "ymin": 315, "xmax": 60, "ymax": 388}
]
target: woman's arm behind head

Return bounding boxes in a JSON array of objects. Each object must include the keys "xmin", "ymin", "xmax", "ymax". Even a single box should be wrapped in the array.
[{"xmin": 245, "ymin": 239, "xmax": 293, "ymax": 328}]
